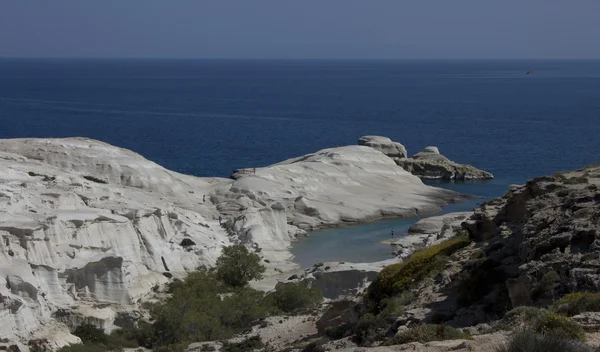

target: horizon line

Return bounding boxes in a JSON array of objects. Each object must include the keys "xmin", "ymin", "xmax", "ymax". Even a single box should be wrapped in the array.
[{"xmin": 1, "ymin": 56, "xmax": 600, "ymax": 61}]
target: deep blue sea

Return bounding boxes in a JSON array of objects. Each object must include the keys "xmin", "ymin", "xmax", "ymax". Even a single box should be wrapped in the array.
[{"xmin": 1, "ymin": 59, "xmax": 599, "ymax": 266}]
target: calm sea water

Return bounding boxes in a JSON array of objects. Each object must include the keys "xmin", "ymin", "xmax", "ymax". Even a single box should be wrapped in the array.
[{"xmin": 1, "ymin": 59, "xmax": 599, "ymax": 266}]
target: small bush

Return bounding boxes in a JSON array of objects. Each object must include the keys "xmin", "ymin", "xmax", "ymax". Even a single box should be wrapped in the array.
[
  {"xmin": 267, "ymin": 282, "xmax": 322, "ymax": 314},
  {"xmin": 536, "ymin": 271, "xmax": 560, "ymax": 293},
  {"xmin": 496, "ymin": 330, "xmax": 594, "ymax": 352},
  {"xmin": 378, "ymin": 292, "xmax": 415, "ymax": 321},
  {"xmin": 354, "ymin": 313, "xmax": 381, "ymax": 345},
  {"xmin": 221, "ymin": 336, "xmax": 263, "ymax": 352},
  {"xmin": 555, "ymin": 292, "xmax": 600, "ymax": 316},
  {"xmin": 384, "ymin": 324, "xmax": 470, "ymax": 345},
  {"xmin": 503, "ymin": 307, "xmax": 585, "ymax": 342},
  {"xmin": 535, "ymin": 312, "xmax": 585, "ymax": 342},
  {"xmin": 503, "ymin": 306, "xmax": 546, "ymax": 326},
  {"xmin": 72, "ymin": 324, "xmax": 107, "ymax": 345},
  {"xmin": 216, "ymin": 245, "xmax": 266, "ymax": 287},
  {"xmin": 366, "ymin": 236, "xmax": 470, "ymax": 309}
]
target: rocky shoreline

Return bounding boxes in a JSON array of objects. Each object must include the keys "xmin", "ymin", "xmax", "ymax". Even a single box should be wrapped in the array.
[
  {"xmin": 2, "ymin": 136, "xmax": 598, "ymax": 352},
  {"xmin": 0, "ymin": 136, "xmax": 477, "ymax": 349}
]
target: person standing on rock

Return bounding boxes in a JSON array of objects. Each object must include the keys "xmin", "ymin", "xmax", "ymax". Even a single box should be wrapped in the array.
[
  {"xmin": 219, "ymin": 215, "xmax": 222, "ymax": 225},
  {"xmin": 203, "ymin": 195, "xmax": 206, "ymax": 203}
]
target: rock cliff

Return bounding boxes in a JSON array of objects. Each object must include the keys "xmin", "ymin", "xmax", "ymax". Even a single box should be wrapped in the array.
[{"xmin": 0, "ymin": 137, "xmax": 461, "ymax": 348}]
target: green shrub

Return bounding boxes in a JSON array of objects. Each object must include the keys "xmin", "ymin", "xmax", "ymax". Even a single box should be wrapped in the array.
[
  {"xmin": 216, "ymin": 245, "xmax": 266, "ymax": 287},
  {"xmin": 535, "ymin": 312, "xmax": 585, "ymax": 342},
  {"xmin": 555, "ymin": 292, "xmax": 600, "ymax": 316},
  {"xmin": 378, "ymin": 292, "xmax": 415, "ymax": 321},
  {"xmin": 366, "ymin": 236, "xmax": 470, "ymax": 309},
  {"xmin": 267, "ymin": 282, "xmax": 322, "ymax": 314},
  {"xmin": 496, "ymin": 330, "xmax": 594, "ymax": 352},
  {"xmin": 149, "ymin": 271, "xmax": 272, "ymax": 350},
  {"xmin": 354, "ymin": 313, "xmax": 381, "ymax": 345},
  {"xmin": 384, "ymin": 324, "xmax": 470, "ymax": 345},
  {"xmin": 502, "ymin": 307, "xmax": 585, "ymax": 342},
  {"xmin": 503, "ymin": 306, "xmax": 546, "ymax": 326},
  {"xmin": 221, "ymin": 336, "xmax": 263, "ymax": 352},
  {"xmin": 72, "ymin": 324, "xmax": 107, "ymax": 345},
  {"xmin": 536, "ymin": 271, "xmax": 560, "ymax": 294}
]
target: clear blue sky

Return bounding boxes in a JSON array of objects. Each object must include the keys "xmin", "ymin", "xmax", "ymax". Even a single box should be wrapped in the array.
[{"xmin": 1, "ymin": 0, "xmax": 599, "ymax": 59}]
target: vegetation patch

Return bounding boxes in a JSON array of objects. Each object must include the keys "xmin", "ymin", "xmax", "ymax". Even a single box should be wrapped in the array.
[
  {"xmin": 496, "ymin": 330, "xmax": 594, "ymax": 352},
  {"xmin": 502, "ymin": 307, "xmax": 585, "ymax": 342},
  {"xmin": 366, "ymin": 235, "xmax": 470, "ymax": 309},
  {"xmin": 555, "ymin": 292, "xmax": 600, "ymax": 316},
  {"xmin": 216, "ymin": 245, "xmax": 266, "ymax": 287},
  {"xmin": 384, "ymin": 324, "xmax": 470, "ymax": 345},
  {"xmin": 58, "ymin": 245, "xmax": 314, "ymax": 352},
  {"xmin": 266, "ymin": 282, "xmax": 322, "ymax": 314}
]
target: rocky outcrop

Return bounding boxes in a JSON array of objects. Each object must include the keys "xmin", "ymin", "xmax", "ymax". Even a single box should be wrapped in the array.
[
  {"xmin": 302, "ymin": 261, "xmax": 394, "ymax": 300},
  {"xmin": 0, "ymin": 137, "xmax": 462, "ymax": 347},
  {"xmin": 396, "ymin": 146, "xmax": 493, "ymax": 180},
  {"xmin": 227, "ymin": 145, "xmax": 462, "ymax": 230},
  {"xmin": 460, "ymin": 167, "xmax": 600, "ymax": 313},
  {"xmin": 357, "ymin": 136, "xmax": 407, "ymax": 159},
  {"xmin": 356, "ymin": 136, "xmax": 492, "ymax": 180}
]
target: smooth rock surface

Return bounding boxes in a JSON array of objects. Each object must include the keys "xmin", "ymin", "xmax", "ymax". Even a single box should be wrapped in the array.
[
  {"xmin": 358, "ymin": 135, "xmax": 407, "ymax": 159},
  {"xmin": 0, "ymin": 137, "xmax": 462, "ymax": 347}
]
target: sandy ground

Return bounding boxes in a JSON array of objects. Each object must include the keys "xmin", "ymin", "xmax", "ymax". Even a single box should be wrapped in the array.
[{"xmin": 252, "ymin": 314, "xmax": 320, "ymax": 349}]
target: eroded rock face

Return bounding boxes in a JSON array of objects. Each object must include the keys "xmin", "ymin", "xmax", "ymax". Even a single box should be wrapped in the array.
[
  {"xmin": 358, "ymin": 136, "xmax": 407, "ymax": 159},
  {"xmin": 460, "ymin": 166, "xmax": 600, "ymax": 321},
  {"xmin": 0, "ymin": 137, "xmax": 461, "ymax": 346}
]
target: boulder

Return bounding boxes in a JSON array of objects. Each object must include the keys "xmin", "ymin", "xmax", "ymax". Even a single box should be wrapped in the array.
[{"xmin": 357, "ymin": 136, "xmax": 407, "ymax": 159}]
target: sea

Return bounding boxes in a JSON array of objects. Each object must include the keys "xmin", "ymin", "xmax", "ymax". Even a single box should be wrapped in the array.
[{"xmin": 1, "ymin": 59, "xmax": 599, "ymax": 267}]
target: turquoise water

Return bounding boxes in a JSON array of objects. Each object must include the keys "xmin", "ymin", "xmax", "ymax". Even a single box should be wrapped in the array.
[{"xmin": 290, "ymin": 181, "xmax": 490, "ymax": 268}]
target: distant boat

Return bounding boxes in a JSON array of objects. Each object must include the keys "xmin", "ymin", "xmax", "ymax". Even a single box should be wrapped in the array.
[{"xmin": 526, "ymin": 70, "xmax": 534, "ymax": 75}]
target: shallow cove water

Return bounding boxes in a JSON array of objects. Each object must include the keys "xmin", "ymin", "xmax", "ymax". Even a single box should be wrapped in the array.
[{"xmin": 290, "ymin": 179, "xmax": 502, "ymax": 269}]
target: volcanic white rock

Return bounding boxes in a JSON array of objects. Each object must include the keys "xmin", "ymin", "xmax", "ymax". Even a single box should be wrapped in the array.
[
  {"xmin": 357, "ymin": 135, "xmax": 407, "ymax": 159},
  {"xmin": 0, "ymin": 138, "xmax": 461, "ymax": 347}
]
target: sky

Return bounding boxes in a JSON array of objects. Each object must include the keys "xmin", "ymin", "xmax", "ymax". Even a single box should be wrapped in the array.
[{"xmin": 1, "ymin": 1, "xmax": 599, "ymax": 59}]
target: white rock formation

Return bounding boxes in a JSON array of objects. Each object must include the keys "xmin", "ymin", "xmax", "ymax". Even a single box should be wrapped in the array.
[
  {"xmin": 357, "ymin": 136, "xmax": 407, "ymax": 159},
  {"xmin": 0, "ymin": 138, "xmax": 462, "ymax": 348},
  {"xmin": 356, "ymin": 137, "xmax": 493, "ymax": 180}
]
